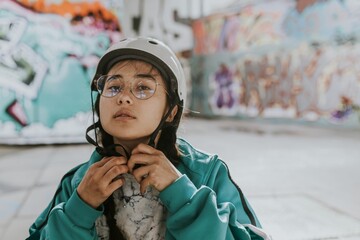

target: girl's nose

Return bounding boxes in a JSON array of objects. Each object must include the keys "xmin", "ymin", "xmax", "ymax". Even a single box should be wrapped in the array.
[{"xmin": 116, "ymin": 89, "xmax": 133, "ymax": 105}]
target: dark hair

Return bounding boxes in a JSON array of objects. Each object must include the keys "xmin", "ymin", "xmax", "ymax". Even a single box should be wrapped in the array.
[{"xmin": 91, "ymin": 60, "xmax": 183, "ymax": 239}]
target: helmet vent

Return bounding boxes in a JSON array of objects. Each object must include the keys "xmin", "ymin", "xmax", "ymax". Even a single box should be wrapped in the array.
[{"xmin": 148, "ymin": 40, "xmax": 158, "ymax": 45}]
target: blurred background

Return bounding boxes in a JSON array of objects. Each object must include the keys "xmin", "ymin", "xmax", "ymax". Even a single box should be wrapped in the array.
[{"xmin": 0, "ymin": 0, "xmax": 359, "ymax": 239}]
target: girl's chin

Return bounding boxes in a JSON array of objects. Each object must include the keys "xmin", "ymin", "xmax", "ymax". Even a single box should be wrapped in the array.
[{"xmin": 113, "ymin": 135, "xmax": 150, "ymax": 144}]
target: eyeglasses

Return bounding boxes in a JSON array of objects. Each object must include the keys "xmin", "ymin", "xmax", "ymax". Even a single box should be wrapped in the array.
[{"xmin": 95, "ymin": 75, "xmax": 163, "ymax": 100}]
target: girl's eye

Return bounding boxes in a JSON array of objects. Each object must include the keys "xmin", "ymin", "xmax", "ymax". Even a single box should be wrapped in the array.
[
  {"xmin": 105, "ymin": 81, "xmax": 123, "ymax": 93},
  {"xmin": 109, "ymin": 86, "xmax": 121, "ymax": 92},
  {"xmin": 134, "ymin": 78, "xmax": 156, "ymax": 91},
  {"xmin": 136, "ymin": 84, "xmax": 151, "ymax": 91}
]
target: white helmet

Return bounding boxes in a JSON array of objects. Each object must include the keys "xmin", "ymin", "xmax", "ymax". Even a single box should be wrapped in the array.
[{"xmin": 92, "ymin": 37, "xmax": 186, "ymax": 107}]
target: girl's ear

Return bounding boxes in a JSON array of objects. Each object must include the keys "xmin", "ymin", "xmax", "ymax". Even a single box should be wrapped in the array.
[{"xmin": 166, "ymin": 105, "xmax": 178, "ymax": 122}]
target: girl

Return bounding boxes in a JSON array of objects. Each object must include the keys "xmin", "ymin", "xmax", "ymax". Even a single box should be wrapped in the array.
[{"xmin": 27, "ymin": 37, "xmax": 270, "ymax": 240}]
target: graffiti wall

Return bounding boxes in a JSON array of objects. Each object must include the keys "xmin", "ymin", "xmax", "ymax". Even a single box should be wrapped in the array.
[
  {"xmin": 0, "ymin": 0, "xmax": 200, "ymax": 144},
  {"xmin": 0, "ymin": 0, "xmax": 123, "ymax": 144},
  {"xmin": 191, "ymin": 0, "xmax": 360, "ymax": 126},
  {"xmin": 122, "ymin": 0, "xmax": 203, "ymax": 52}
]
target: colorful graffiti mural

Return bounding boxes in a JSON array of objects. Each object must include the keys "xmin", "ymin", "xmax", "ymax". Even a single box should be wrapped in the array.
[
  {"xmin": 0, "ymin": 0, "xmax": 123, "ymax": 144},
  {"xmin": 191, "ymin": 0, "xmax": 360, "ymax": 126}
]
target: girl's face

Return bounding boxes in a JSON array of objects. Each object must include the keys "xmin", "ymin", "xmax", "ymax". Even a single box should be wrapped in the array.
[{"xmin": 99, "ymin": 60, "xmax": 168, "ymax": 145}]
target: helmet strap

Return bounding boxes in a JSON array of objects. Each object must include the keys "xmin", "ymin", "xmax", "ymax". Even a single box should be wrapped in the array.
[
  {"xmin": 148, "ymin": 104, "xmax": 176, "ymax": 147},
  {"xmin": 85, "ymin": 92, "xmax": 101, "ymax": 147},
  {"xmin": 86, "ymin": 121, "xmax": 131, "ymax": 158},
  {"xmin": 85, "ymin": 121, "xmax": 100, "ymax": 147}
]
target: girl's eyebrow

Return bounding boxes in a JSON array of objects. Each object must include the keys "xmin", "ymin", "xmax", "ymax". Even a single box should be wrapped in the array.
[
  {"xmin": 136, "ymin": 73, "xmax": 157, "ymax": 80},
  {"xmin": 109, "ymin": 74, "xmax": 123, "ymax": 79}
]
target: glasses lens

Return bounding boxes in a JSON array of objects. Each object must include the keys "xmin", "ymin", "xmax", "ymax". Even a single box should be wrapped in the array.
[
  {"xmin": 97, "ymin": 75, "xmax": 123, "ymax": 97},
  {"xmin": 96, "ymin": 75, "xmax": 158, "ymax": 99},
  {"xmin": 132, "ymin": 78, "xmax": 157, "ymax": 99}
]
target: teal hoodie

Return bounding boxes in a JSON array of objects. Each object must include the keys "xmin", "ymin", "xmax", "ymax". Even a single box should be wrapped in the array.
[{"xmin": 27, "ymin": 138, "xmax": 271, "ymax": 240}]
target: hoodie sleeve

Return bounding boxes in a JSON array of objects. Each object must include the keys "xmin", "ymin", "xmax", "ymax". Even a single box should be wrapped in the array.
[
  {"xmin": 27, "ymin": 168, "xmax": 103, "ymax": 240},
  {"xmin": 159, "ymin": 160, "xmax": 271, "ymax": 240}
]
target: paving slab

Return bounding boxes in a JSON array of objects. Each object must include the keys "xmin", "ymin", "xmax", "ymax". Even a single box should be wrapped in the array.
[
  {"xmin": 0, "ymin": 169, "xmax": 41, "ymax": 194},
  {"xmin": 0, "ymin": 147, "xmax": 51, "ymax": 168},
  {"xmin": 1, "ymin": 217, "xmax": 34, "ymax": 240},
  {"xmin": 17, "ymin": 185, "xmax": 57, "ymax": 218},
  {"xmin": 0, "ymin": 191, "xmax": 26, "ymax": 226},
  {"xmin": 251, "ymin": 194, "xmax": 360, "ymax": 240}
]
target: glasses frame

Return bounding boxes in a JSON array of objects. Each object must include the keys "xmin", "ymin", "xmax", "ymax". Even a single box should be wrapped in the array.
[{"xmin": 95, "ymin": 74, "xmax": 168, "ymax": 100}]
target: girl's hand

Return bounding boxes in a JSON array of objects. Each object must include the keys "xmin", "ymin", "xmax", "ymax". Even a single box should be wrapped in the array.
[
  {"xmin": 127, "ymin": 143, "xmax": 181, "ymax": 194},
  {"xmin": 77, "ymin": 156, "xmax": 129, "ymax": 209}
]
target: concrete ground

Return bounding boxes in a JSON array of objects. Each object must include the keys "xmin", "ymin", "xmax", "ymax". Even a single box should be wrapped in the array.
[{"xmin": 0, "ymin": 117, "xmax": 359, "ymax": 240}]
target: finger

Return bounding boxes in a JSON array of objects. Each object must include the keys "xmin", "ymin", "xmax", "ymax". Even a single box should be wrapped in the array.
[
  {"xmin": 107, "ymin": 178, "xmax": 125, "ymax": 194},
  {"xmin": 127, "ymin": 154, "xmax": 159, "ymax": 173},
  {"xmin": 127, "ymin": 153, "xmax": 155, "ymax": 173},
  {"xmin": 97, "ymin": 156, "xmax": 128, "ymax": 177},
  {"xmin": 131, "ymin": 143, "xmax": 159, "ymax": 155},
  {"xmin": 88, "ymin": 157, "xmax": 113, "ymax": 172},
  {"xmin": 140, "ymin": 177, "xmax": 152, "ymax": 194},
  {"xmin": 85, "ymin": 157, "xmax": 113, "ymax": 179},
  {"xmin": 91, "ymin": 156, "xmax": 123, "ymax": 172},
  {"xmin": 132, "ymin": 165, "xmax": 152, "ymax": 183},
  {"xmin": 103, "ymin": 164, "xmax": 129, "ymax": 185}
]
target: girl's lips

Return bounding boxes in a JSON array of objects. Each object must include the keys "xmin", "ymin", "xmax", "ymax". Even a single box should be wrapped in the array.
[{"xmin": 113, "ymin": 110, "xmax": 136, "ymax": 119}]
